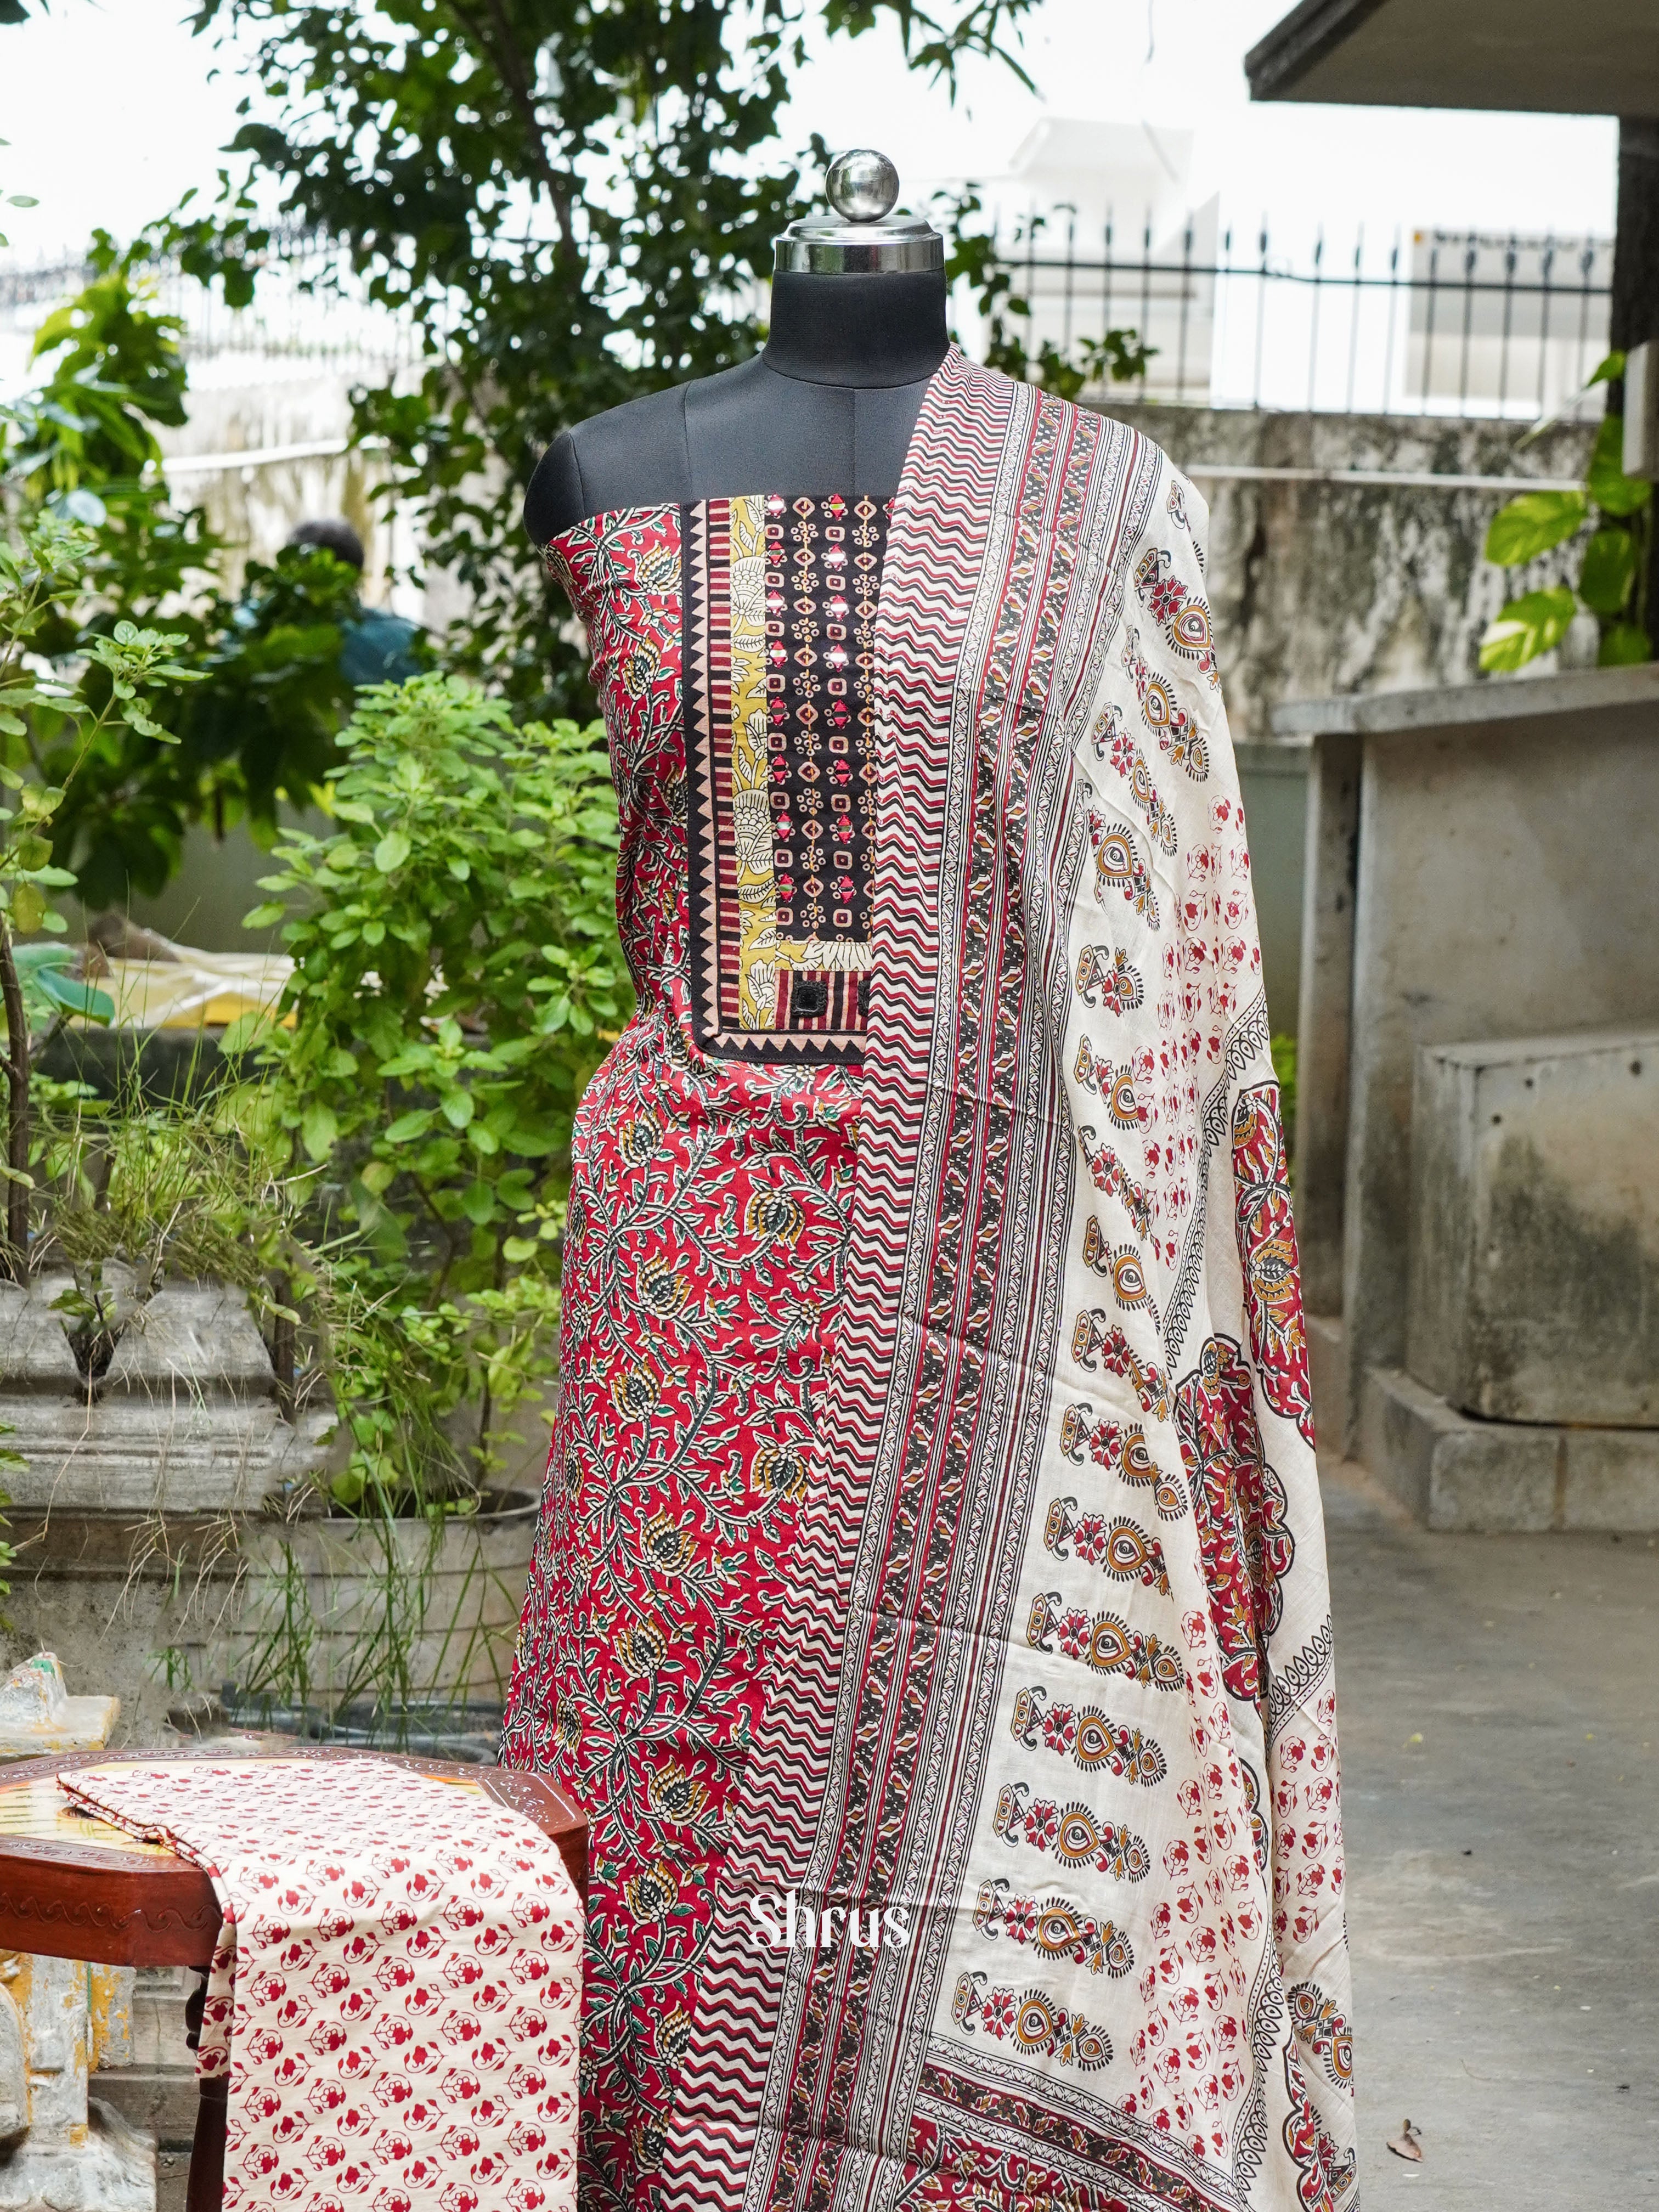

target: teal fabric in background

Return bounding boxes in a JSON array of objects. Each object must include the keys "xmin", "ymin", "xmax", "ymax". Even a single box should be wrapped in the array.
[{"xmin": 341, "ymin": 605, "xmax": 425, "ymax": 687}]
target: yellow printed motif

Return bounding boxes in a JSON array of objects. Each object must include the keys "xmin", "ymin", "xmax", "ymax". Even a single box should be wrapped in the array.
[{"xmin": 728, "ymin": 494, "xmax": 777, "ymax": 1029}]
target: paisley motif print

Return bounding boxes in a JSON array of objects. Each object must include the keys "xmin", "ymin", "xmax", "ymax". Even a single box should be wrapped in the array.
[
  {"xmin": 1026, "ymin": 1593, "xmax": 1186, "ymax": 1691},
  {"xmin": 1233, "ymin": 1082, "xmax": 1317, "ymax": 1448},
  {"xmin": 972, "ymin": 1878, "xmax": 1137, "ymax": 1978},
  {"xmin": 1075, "ymin": 941, "xmax": 1144, "ymax": 1014},
  {"xmin": 1057, "ymin": 1400, "xmax": 1187, "ymax": 1519},
  {"xmin": 1122, "ymin": 622, "xmax": 1211, "ymax": 780},
  {"xmin": 1094, "ymin": 704, "xmax": 1180, "ymax": 855},
  {"xmin": 1087, "ymin": 804, "xmax": 1161, "ymax": 923},
  {"xmin": 992, "ymin": 1781, "xmax": 1153, "ymax": 1883},
  {"xmin": 1288, "ymin": 1982, "xmax": 1355, "ymax": 2091},
  {"xmin": 1175, "ymin": 1335, "xmax": 1296, "ymax": 1707},
  {"xmin": 1282, "ymin": 2045, "xmax": 1358, "ymax": 2209},
  {"xmin": 1069, "ymin": 1312, "xmax": 1173, "ymax": 1420},
  {"xmin": 1135, "ymin": 541, "xmax": 1221, "ymax": 687},
  {"xmin": 951, "ymin": 1975, "xmax": 1113, "ymax": 2072},
  {"xmin": 1011, "ymin": 1682, "xmax": 1169, "ymax": 1787},
  {"xmin": 1041, "ymin": 1494, "xmax": 1172, "ymax": 1597}
]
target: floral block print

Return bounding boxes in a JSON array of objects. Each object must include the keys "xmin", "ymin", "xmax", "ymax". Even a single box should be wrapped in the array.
[
  {"xmin": 516, "ymin": 351, "xmax": 1355, "ymax": 2212},
  {"xmin": 64, "ymin": 1759, "xmax": 581, "ymax": 2212}
]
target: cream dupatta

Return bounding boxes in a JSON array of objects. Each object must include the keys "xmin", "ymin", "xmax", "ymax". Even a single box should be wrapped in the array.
[{"xmin": 662, "ymin": 352, "xmax": 1357, "ymax": 2212}]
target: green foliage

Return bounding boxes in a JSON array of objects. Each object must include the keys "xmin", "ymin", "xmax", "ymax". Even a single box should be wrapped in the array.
[
  {"xmin": 1482, "ymin": 489, "xmax": 1587, "ymax": 568},
  {"xmin": 1585, "ymin": 411, "xmax": 1654, "ymax": 519},
  {"xmin": 1270, "ymin": 1030, "xmax": 1297, "ymax": 1176},
  {"xmin": 0, "ymin": 507, "xmax": 204, "ymax": 1271},
  {"xmin": 0, "ymin": 252, "xmax": 394, "ymax": 902},
  {"xmin": 1481, "ymin": 353, "xmax": 1654, "ymax": 673},
  {"xmin": 1478, "ymin": 586, "xmax": 1579, "ymax": 675},
  {"xmin": 1578, "ymin": 526, "xmax": 1640, "ymax": 617},
  {"xmin": 239, "ymin": 673, "xmax": 629, "ymax": 1501},
  {"xmin": 48, "ymin": 545, "xmax": 366, "ymax": 908},
  {"xmin": 3, "ymin": 236, "xmax": 206, "ymax": 612},
  {"xmin": 1598, "ymin": 619, "xmax": 1652, "ymax": 665},
  {"xmin": 944, "ymin": 191, "xmax": 1155, "ymax": 400},
  {"xmin": 0, "ymin": 514, "xmax": 202, "ymax": 942},
  {"xmin": 170, "ymin": 0, "xmax": 1039, "ymax": 719}
]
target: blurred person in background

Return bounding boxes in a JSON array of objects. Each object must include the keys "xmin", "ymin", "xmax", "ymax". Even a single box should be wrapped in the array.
[{"xmin": 286, "ymin": 517, "xmax": 425, "ymax": 687}]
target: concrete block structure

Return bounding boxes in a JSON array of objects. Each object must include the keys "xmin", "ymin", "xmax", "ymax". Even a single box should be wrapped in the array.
[
  {"xmin": 0, "ymin": 1277, "xmax": 326, "ymax": 1515},
  {"xmin": 1278, "ymin": 664, "xmax": 1659, "ymax": 1527},
  {"xmin": 1408, "ymin": 1029, "xmax": 1659, "ymax": 1425}
]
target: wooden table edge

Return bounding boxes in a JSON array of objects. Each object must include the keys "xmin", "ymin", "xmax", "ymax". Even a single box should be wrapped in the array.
[{"xmin": 0, "ymin": 1746, "xmax": 586, "ymax": 1968}]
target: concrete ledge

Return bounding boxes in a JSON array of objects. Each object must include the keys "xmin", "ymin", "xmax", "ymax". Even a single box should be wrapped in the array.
[
  {"xmin": 1307, "ymin": 1312, "xmax": 1346, "ymax": 1454},
  {"xmin": 1271, "ymin": 661, "xmax": 1659, "ymax": 742},
  {"xmin": 1359, "ymin": 1365, "xmax": 1659, "ymax": 1531}
]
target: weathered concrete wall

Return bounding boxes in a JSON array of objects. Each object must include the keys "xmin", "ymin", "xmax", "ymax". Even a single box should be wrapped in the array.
[
  {"xmin": 1292, "ymin": 733, "xmax": 1361, "ymax": 1313},
  {"xmin": 1092, "ymin": 404, "xmax": 1599, "ymax": 746},
  {"xmin": 1277, "ymin": 665, "xmax": 1659, "ymax": 1450},
  {"xmin": 1408, "ymin": 1030, "xmax": 1659, "ymax": 1427},
  {"xmin": 159, "ymin": 371, "xmax": 402, "ymax": 606}
]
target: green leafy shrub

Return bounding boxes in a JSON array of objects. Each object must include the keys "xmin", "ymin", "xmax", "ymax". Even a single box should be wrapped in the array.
[
  {"xmin": 1, "ymin": 242, "xmax": 391, "ymax": 906},
  {"xmin": 0, "ymin": 509, "xmax": 201, "ymax": 1270},
  {"xmin": 1480, "ymin": 354, "xmax": 1653, "ymax": 674},
  {"xmin": 240, "ymin": 672, "xmax": 630, "ymax": 1504}
]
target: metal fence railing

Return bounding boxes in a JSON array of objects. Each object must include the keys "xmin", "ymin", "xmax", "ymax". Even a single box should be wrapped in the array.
[
  {"xmin": 988, "ymin": 217, "xmax": 1614, "ymax": 422},
  {"xmin": 2, "ymin": 217, "xmax": 1618, "ymax": 426},
  {"xmin": 0, "ymin": 227, "xmax": 417, "ymax": 386}
]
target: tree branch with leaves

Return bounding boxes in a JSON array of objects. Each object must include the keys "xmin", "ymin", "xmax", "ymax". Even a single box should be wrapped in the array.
[
  {"xmin": 166, "ymin": 0, "xmax": 1039, "ymax": 720},
  {"xmin": 0, "ymin": 513, "xmax": 202, "ymax": 1277}
]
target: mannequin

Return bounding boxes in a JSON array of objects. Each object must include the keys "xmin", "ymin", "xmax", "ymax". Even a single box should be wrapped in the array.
[{"xmin": 523, "ymin": 150, "xmax": 950, "ymax": 540}]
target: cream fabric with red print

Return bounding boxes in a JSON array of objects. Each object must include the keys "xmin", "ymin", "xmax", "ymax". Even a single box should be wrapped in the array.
[{"xmin": 64, "ymin": 1759, "xmax": 580, "ymax": 2212}]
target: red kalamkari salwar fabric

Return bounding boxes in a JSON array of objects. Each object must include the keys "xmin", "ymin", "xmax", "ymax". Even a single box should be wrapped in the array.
[{"xmin": 501, "ymin": 352, "xmax": 1357, "ymax": 2212}]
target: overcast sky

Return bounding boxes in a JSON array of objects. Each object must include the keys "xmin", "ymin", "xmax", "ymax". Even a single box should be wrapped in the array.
[{"xmin": 0, "ymin": 0, "xmax": 1621, "ymax": 264}]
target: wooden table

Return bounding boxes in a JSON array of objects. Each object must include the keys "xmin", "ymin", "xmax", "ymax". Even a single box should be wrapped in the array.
[{"xmin": 0, "ymin": 1745, "xmax": 586, "ymax": 2212}]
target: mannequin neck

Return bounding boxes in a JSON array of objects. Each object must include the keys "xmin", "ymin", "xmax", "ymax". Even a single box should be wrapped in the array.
[{"xmin": 761, "ymin": 269, "xmax": 950, "ymax": 390}]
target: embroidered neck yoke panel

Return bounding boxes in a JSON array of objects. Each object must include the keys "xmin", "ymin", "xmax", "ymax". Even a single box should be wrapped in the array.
[{"xmin": 502, "ymin": 351, "xmax": 1357, "ymax": 2212}]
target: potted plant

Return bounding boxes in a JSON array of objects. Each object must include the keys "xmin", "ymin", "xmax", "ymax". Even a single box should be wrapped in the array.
[{"xmin": 215, "ymin": 670, "xmax": 628, "ymax": 1746}]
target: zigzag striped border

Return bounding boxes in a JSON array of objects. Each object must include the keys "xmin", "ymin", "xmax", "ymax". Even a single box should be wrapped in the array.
[
  {"xmin": 659, "ymin": 352, "xmax": 1170, "ymax": 2212},
  {"xmin": 658, "ymin": 344, "xmax": 1013, "ymax": 2212}
]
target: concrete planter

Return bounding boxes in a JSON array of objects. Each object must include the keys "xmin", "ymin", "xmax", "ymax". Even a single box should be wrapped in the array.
[
  {"xmin": 3, "ymin": 1494, "xmax": 539, "ymax": 1751},
  {"xmin": 0, "ymin": 1274, "xmax": 326, "ymax": 1514},
  {"xmin": 232, "ymin": 1492, "xmax": 539, "ymax": 1718},
  {"xmin": 0, "ymin": 1272, "xmax": 538, "ymax": 1740}
]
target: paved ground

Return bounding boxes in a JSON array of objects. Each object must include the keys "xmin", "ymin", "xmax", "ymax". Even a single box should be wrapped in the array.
[{"xmin": 1323, "ymin": 1462, "xmax": 1659, "ymax": 2205}]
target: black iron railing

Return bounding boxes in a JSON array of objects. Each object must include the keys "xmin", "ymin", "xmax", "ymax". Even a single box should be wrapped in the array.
[{"xmin": 988, "ymin": 217, "xmax": 1613, "ymax": 420}]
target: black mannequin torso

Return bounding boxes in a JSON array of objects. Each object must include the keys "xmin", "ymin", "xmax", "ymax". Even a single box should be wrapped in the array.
[{"xmin": 523, "ymin": 269, "xmax": 949, "ymax": 543}]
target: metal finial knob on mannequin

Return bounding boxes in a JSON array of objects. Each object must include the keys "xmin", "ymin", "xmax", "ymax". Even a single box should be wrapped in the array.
[
  {"xmin": 826, "ymin": 150, "xmax": 900, "ymax": 225},
  {"xmin": 774, "ymin": 149, "xmax": 943, "ymax": 276}
]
